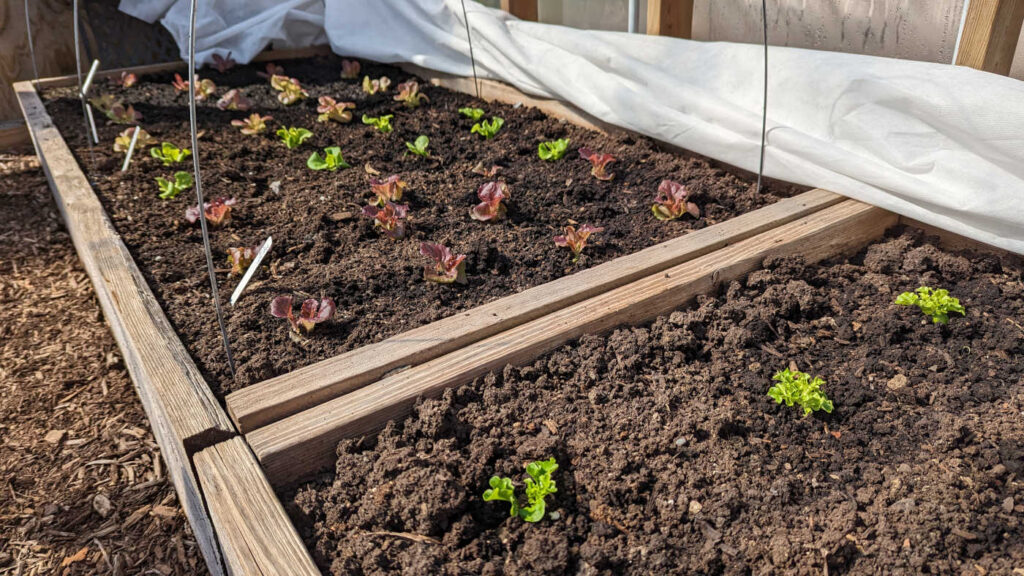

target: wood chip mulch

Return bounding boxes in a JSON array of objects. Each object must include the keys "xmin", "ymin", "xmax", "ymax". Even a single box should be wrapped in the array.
[{"xmin": 0, "ymin": 155, "xmax": 203, "ymax": 575}]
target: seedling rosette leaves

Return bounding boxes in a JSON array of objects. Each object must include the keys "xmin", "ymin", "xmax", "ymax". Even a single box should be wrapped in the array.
[
  {"xmin": 538, "ymin": 138, "xmax": 570, "ymax": 161},
  {"xmin": 155, "ymin": 171, "xmax": 193, "ymax": 200},
  {"xmin": 150, "ymin": 142, "xmax": 191, "ymax": 165},
  {"xmin": 258, "ymin": 63, "xmax": 285, "ymax": 80},
  {"xmin": 482, "ymin": 458, "xmax": 559, "ymax": 523},
  {"xmin": 232, "ymin": 113, "xmax": 272, "ymax": 135},
  {"xmin": 471, "ymin": 117, "xmax": 504, "ymax": 139},
  {"xmin": 216, "ymin": 89, "xmax": 251, "ymax": 111},
  {"xmin": 361, "ymin": 75, "xmax": 392, "ymax": 95},
  {"xmin": 652, "ymin": 179, "xmax": 700, "ymax": 221},
  {"xmin": 578, "ymin": 147, "xmax": 615, "ymax": 181},
  {"xmin": 276, "ymin": 126, "xmax": 313, "ymax": 149},
  {"xmin": 362, "ymin": 114, "xmax": 394, "ymax": 134},
  {"xmin": 171, "ymin": 73, "xmax": 189, "ymax": 92},
  {"xmin": 109, "ymin": 71, "xmax": 137, "ymax": 89},
  {"xmin": 361, "ymin": 202, "xmax": 408, "ymax": 239},
  {"xmin": 270, "ymin": 75, "xmax": 308, "ymax": 105},
  {"xmin": 307, "ymin": 147, "xmax": 351, "ymax": 171},
  {"xmin": 768, "ymin": 368, "xmax": 834, "ymax": 417},
  {"xmin": 171, "ymin": 74, "xmax": 215, "ymax": 100},
  {"xmin": 470, "ymin": 181, "xmax": 508, "ymax": 222},
  {"xmin": 226, "ymin": 246, "xmax": 258, "ymax": 276},
  {"xmin": 369, "ymin": 175, "xmax": 406, "ymax": 206},
  {"xmin": 895, "ymin": 286, "xmax": 965, "ymax": 324},
  {"xmin": 113, "ymin": 127, "xmax": 156, "ymax": 153},
  {"xmin": 420, "ymin": 241, "xmax": 467, "ymax": 284},
  {"xmin": 405, "ymin": 135, "xmax": 430, "ymax": 157},
  {"xmin": 554, "ymin": 223, "xmax": 603, "ymax": 263},
  {"xmin": 340, "ymin": 59, "xmax": 361, "ymax": 79},
  {"xmin": 316, "ymin": 97, "xmax": 356, "ymax": 124},
  {"xmin": 394, "ymin": 80, "xmax": 429, "ymax": 108},
  {"xmin": 89, "ymin": 94, "xmax": 117, "ymax": 114},
  {"xmin": 107, "ymin": 103, "xmax": 142, "ymax": 125},
  {"xmin": 270, "ymin": 295, "xmax": 336, "ymax": 335},
  {"xmin": 185, "ymin": 197, "xmax": 236, "ymax": 227},
  {"xmin": 458, "ymin": 107, "xmax": 485, "ymax": 121},
  {"xmin": 210, "ymin": 52, "xmax": 237, "ymax": 73}
]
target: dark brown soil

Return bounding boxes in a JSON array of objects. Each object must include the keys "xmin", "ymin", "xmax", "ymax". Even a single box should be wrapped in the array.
[
  {"xmin": 42, "ymin": 54, "xmax": 798, "ymax": 396},
  {"xmin": 289, "ymin": 228, "xmax": 1024, "ymax": 575}
]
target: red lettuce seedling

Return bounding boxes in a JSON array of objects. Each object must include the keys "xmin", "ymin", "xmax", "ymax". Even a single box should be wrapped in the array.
[
  {"xmin": 316, "ymin": 97, "xmax": 356, "ymax": 123},
  {"xmin": 113, "ymin": 127, "xmax": 156, "ymax": 153},
  {"xmin": 270, "ymin": 295, "xmax": 336, "ymax": 335},
  {"xmin": 340, "ymin": 59, "xmax": 361, "ymax": 79},
  {"xmin": 270, "ymin": 75, "xmax": 308, "ymax": 105},
  {"xmin": 554, "ymin": 223, "xmax": 604, "ymax": 262},
  {"xmin": 652, "ymin": 179, "xmax": 700, "ymax": 221},
  {"xmin": 470, "ymin": 181, "xmax": 508, "ymax": 222},
  {"xmin": 578, "ymin": 147, "xmax": 615, "ymax": 181},
  {"xmin": 210, "ymin": 52, "xmax": 237, "ymax": 73},
  {"xmin": 226, "ymin": 245, "xmax": 258, "ymax": 276},
  {"xmin": 110, "ymin": 71, "xmax": 137, "ymax": 88},
  {"xmin": 258, "ymin": 63, "xmax": 285, "ymax": 79},
  {"xmin": 361, "ymin": 202, "xmax": 409, "ymax": 239},
  {"xmin": 394, "ymin": 80, "xmax": 429, "ymax": 108},
  {"xmin": 171, "ymin": 73, "xmax": 189, "ymax": 92},
  {"xmin": 185, "ymin": 197, "xmax": 236, "ymax": 227},
  {"xmin": 362, "ymin": 75, "xmax": 391, "ymax": 95},
  {"xmin": 107, "ymin": 103, "xmax": 142, "ymax": 125},
  {"xmin": 231, "ymin": 113, "xmax": 272, "ymax": 135},
  {"xmin": 172, "ymin": 74, "xmax": 215, "ymax": 101},
  {"xmin": 216, "ymin": 89, "xmax": 251, "ymax": 111},
  {"xmin": 420, "ymin": 241, "xmax": 467, "ymax": 284},
  {"xmin": 369, "ymin": 175, "xmax": 406, "ymax": 206}
]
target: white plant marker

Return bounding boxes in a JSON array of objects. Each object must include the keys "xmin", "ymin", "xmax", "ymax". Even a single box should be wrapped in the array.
[
  {"xmin": 121, "ymin": 126, "xmax": 141, "ymax": 172},
  {"xmin": 85, "ymin": 103, "xmax": 99, "ymax": 145},
  {"xmin": 230, "ymin": 236, "xmax": 273, "ymax": 306},
  {"xmin": 80, "ymin": 59, "xmax": 99, "ymax": 98}
]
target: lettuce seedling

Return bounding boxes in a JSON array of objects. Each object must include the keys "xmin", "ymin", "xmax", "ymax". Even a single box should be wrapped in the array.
[
  {"xmin": 471, "ymin": 117, "xmax": 504, "ymax": 139},
  {"xmin": 458, "ymin": 107, "xmax": 485, "ymax": 121},
  {"xmin": 578, "ymin": 147, "xmax": 615, "ymax": 181},
  {"xmin": 231, "ymin": 113, "xmax": 272, "ymax": 135},
  {"xmin": 110, "ymin": 71, "xmax": 137, "ymax": 88},
  {"xmin": 226, "ymin": 246, "xmax": 257, "ymax": 276},
  {"xmin": 340, "ymin": 59, "xmax": 361, "ymax": 79},
  {"xmin": 554, "ymin": 224, "xmax": 603, "ymax": 262},
  {"xmin": 394, "ymin": 80, "xmax": 429, "ymax": 108},
  {"xmin": 361, "ymin": 202, "xmax": 409, "ymax": 239},
  {"xmin": 895, "ymin": 287, "xmax": 966, "ymax": 324},
  {"xmin": 276, "ymin": 126, "xmax": 313, "ymax": 149},
  {"xmin": 470, "ymin": 181, "xmax": 508, "ymax": 222},
  {"xmin": 362, "ymin": 75, "xmax": 392, "ymax": 95},
  {"xmin": 482, "ymin": 458, "xmax": 559, "ymax": 523},
  {"xmin": 538, "ymin": 138, "xmax": 570, "ymax": 161},
  {"xmin": 113, "ymin": 127, "xmax": 156, "ymax": 153},
  {"xmin": 270, "ymin": 295, "xmax": 336, "ymax": 335},
  {"xmin": 307, "ymin": 147, "xmax": 351, "ymax": 171},
  {"xmin": 210, "ymin": 52, "xmax": 237, "ymax": 73},
  {"xmin": 270, "ymin": 75, "xmax": 308, "ymax": 105},
  {"xmin": 172, "ymin": 74, "xmax": 215, "ymax": 100},
  {"xmin": 405, "ymin": 135, "xmax": 430, "ymax": 157},
  {"xmin": 171, "ymin": 73, "xmax": 189, "ymax": 92},
  {"xmin": 150, "ymin": 142, "xmax": 191, "ymax": 165},
  {"xmin": 362, "ymin": 114, "xmax": 394, "ymax": 134},
  {"xmin": 768, "ymin": 368, "xmax": 834, "ymax": 417},
  {"xmin": 89, "ymin": 94, "xmax": 117, "ymax": 114},
  {"xmin": 369, "ymin": 175, "xmax": 406, "ymax": 206},
  {"xmin": 107, "ymin": 103, "xmax": 142, "ymax": 125},
  {"xmin": 420, "ymin": 241, "xmax": 467, "ymax": 284},
  {"xmin": 471, "ymin": 162, "xmax": 500, "ymax": 177},
  {"xmin": 216, "ymin": 89, "xmax": 251, "ymax": 111},
  {"xmin": 185, "ymin": 197, "xmax": 236, "ymax": 227},
  {"xmin": 652, "ymin": 179, "xmax": 700, "ymax": 221},
  {"xmin": 316, "ymin": 97, "xmax": 356, "ymax": 124},
  {"xmin": 155, "ymin": 171, "xmax": 193, "ymax": 200},
  {"xmin": 257, "ymin": 62, "xmax": 285, "ymax": 79}
]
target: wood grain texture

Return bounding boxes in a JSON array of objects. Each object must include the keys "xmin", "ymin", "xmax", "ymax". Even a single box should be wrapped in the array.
[
  {"xmin": 647, "ymin": 0, "xmax": 695, "ymax": 38},
  {"xmin": 15, "ymin": 80, "xmax": 232, "ymax": 576},
  {"xmin": 500, "ymin": 0, "xmax": 539, "ymax": 21},
  {"xmin": 249, "ymin": 200, "xmax": 898, "ymax": 487},
  {"xmin": 0, "ymin": 120, "xmax": 30, "ymax": 150},
  {"xmin": 194, "ymin": 437, "xmax": 319, "ymax": 576},
  {"xmin": 0, "ymin": 0, "xmax": 77, "ymax": 122},
  {"xmin": 956, "ymin": 0, "xmax": 1024, "ymax": 75}
]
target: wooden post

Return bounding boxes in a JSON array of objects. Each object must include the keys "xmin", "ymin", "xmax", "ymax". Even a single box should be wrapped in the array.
[
  {"xmin": 646, "ymin": 0, "xmax": 694, "ymax": 38},
  {"xmin": 956, "ymin": 0, "xmax": 1024, "ymax": 75},
  {"xmin": 500, "ymin": 0, "xmax": 538, "ymax": 21}
]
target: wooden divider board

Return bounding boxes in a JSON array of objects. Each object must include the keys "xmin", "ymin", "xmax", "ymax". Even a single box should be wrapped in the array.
[{"xmin": 249, "ymin": 200, "xmax": 898, "ymax": 487}]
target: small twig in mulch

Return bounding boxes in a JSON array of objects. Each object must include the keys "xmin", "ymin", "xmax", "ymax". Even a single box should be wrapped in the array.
[{"xmin": 342, "ymin": 527, "xmax": 441, "ymax": 545}]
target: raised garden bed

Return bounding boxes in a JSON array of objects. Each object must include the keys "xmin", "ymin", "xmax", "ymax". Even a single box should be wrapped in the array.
[{"xmin": 288, "ymin": 228, "xmax": 1024, "ymax": 575}]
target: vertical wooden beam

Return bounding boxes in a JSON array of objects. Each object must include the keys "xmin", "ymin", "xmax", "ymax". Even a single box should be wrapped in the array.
[
  {"xmin": 956, "ymin": 0, "xmax": 1024, "ymax": 75},
  {"xmin": 500, "ymin": 0, "xmax": 538, "ymax": 21},
  {"xmin": 646, "ymin": 0, "xmax": 694, "ymax": 38}
]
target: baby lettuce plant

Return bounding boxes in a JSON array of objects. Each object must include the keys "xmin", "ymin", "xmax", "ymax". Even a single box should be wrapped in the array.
[
  {"xmin": 420, "ymin": 241, "xmax": 467, "ymax": 284},
  {"xmin": 483, "ymin": 458, "xmax": 558, "ymax": 523},
  {"xmin": 276, "ymin": 126, "xmax": 313, "ymax": 149},
  {"xmin": 362, "ymin": 114, "xmax": 394, "ymax": 134},
  {"xmin": 210, "ymin": 52, "xmax": 237, "ymax": 73},
  {"xmin": 578, "ymin": 147, "xmax": 616, "ymax": 181},
  {"xmin": 107, "ymin": 103, "xmax": 142, "ymax": 125},
  {"xmin": 471, "ymin": 117, "xmax": 504, "ymax": 139},
  {"xmin": 895, "ymin": 287, "xmax": 966, "ymax": 324},
  {"xmin": 362, "ymin": 75, "xmax": 392, "ymax": 95},
  {"xmin": 150, "ymin": 142, "xmax": 191, "ymax": 165},
  {"xmin": 768, "ymin": 368, "xmax": 834, "ymax": 417},
  {"xmin": 394, "ymin": 80, "xmax": 429, "ymax": 108},
  {"xmin": 231, "ymin": 113, "xmax": 272, "ymax": 135},
  {"xmin": 113, "ymin": 127, "xmax": 156, "ymax": 153},
  {"xmin": 361, "ymin": 202, "xmax": 409, "ymax": 239},
  {"xmin": 155, "ymin": 171, "xmax": 193, "ymax": 200},
  {"xmin": 270, "ymin": 295, "xmax": 336, "ymax": 335},
  {"xmin": 257, "ymin": 62, "xmax": 285, "ymax": 79},
  {"xmin": 89, "ymin": 93, "xmax": 117, "ymax": 114},
  {"xmin": 340, "ymin": 59, "xmax": 360, "ymax": 79},
  {"xmin": 226, "ymin": 246, "xmax": 257, "ymax": 276},
  {"xmin": 405, "ymin": 135, "xmax": 430, "ymax": 157},
  {"xmin": 554, "ymin": 224, "xmax": 603, "ymax": 263},
  {"xmin": 171, "ymin": 73, "xmax": 189, "ymax": 92},
  {"xmin": 470, "ymin": 181, "xmax": 508, "ymax": 222},
  {"xmin": 194, "ymin": 78, "xmax": 216, "ymax": 101},
  {"xmin": 317, "ymin": 97, "xmax": 356, "ymax": 124},
  {"xmin": 270, "ymin": 75, "xmax": 308, "ymax": 105},
  {"xmin": 307, "ymin": 147, "xmax": 351, "ymax": 171},
  {"xmin": 459, "ymin": 107, "xmax": 485, "ymax": 121},
  {"xmin": 109, "ymin": 71, "xmax": 137, "ymax": 88},
  {"xmin": 652, "ymin": 180, "xmax": 700, "ymax": 221},
  {"xmin": 216, "ymin": 89, "xmax": 251, "ymax": 111},
  {"xmin": 538, "ymin": 138, "xmax": 570, "ymax": 161},
  {"xmin": 185, "ymin": 197, "xmax": 236, "ymax": 227},
  {"xmin": 369, "ymin": 175, "xmax": 406, "ymax": 206}
]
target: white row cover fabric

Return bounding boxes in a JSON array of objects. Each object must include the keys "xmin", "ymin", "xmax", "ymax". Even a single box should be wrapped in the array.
[{"xmin": 123, "ymin": 0, "xmax": 1024, "ymax": 254}]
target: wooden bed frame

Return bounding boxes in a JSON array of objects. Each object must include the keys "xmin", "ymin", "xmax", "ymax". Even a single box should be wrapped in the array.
[{"xmin": 14, "ymin": 44, "xmax": 1011, "ymax": 575}]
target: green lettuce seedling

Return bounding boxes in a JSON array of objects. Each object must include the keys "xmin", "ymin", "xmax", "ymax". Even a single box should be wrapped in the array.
[
  {"xmin": 483, "ymin": 458, "xmax": 559, "ymax": 523},
  {"xmin": 458, "ymin": 107, "xmax": 485, "ymax": 121},
  {"xmin": 538, "ymin": 138, "xmax": 570, "ymax": 161},
  {"xmin": 471, "ymin": 117, "xmax": 504, "ymax": 139},
  {"xmin": 276, "ymin": 126, "xmax": 313, "ymax": 149},
  {"xmin": 768, "ymin": 368, "xmax": 833, "ymax": 417},
  {"xmin": 362, "ymin": 114, "xmax": 394, "ymax": 134},
  {"xmin": 155, "ymin": 171, "xmax": 193, "ymax": 200},
  {"xmin": 895, "ymin": 287, "xmax": 965, "ymax": 324},
  {"xmin": 307, "ymin": 147, "xmax": 351, "ymax": 171},
  {"xmin": 405, "ymin": 135, "xmax": 430, "ymax": 157},
  {"xmin": 150, "ymin": 142, "xmax": 191, "ymax": 166}
]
